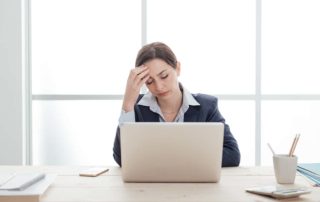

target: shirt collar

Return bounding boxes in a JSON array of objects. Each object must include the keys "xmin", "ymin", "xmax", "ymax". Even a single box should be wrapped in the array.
[{"xmin": 138, "ymin": 83, "xmax": 200, "ymax": 113}]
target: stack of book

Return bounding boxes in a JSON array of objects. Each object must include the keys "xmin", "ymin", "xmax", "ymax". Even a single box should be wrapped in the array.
[
  {"xmin": 0, "ymin": 172, "xmax": 56, "ymax": 202},
  {"xmin": 297, "ymin": 163, "xmax": 320, "ymax": 186}
]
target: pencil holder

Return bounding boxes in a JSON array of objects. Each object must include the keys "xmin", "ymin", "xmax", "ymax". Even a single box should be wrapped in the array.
[{"xmin": 273, "ymin": 154, "xmax": 297, "ymax": 184}]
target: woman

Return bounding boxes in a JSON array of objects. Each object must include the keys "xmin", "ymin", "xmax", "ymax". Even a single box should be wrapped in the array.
[{"xmin": 113, "ymin": 42, "xmax": 240, "ymax": 167}]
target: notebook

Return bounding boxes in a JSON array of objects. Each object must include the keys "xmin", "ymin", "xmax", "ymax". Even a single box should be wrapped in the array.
[
  {"xmin": 0, "ymin": 173, "xmax": 45, "ymax": 190},
  {"xmin": 297, "ymin": 163, "xmax": 320, "ymax": 186},
  {"xmin": 0, "ymin": 173, "xmax": 56, "ymax": 202},
  {"xmin": 120, "ymin": 122, "xmax": 224, "ymax": 182}
]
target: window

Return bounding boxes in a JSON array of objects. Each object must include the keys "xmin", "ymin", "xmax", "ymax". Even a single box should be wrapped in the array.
[
  {"xmin": 261, "ymin": 0, "xmax": 320, "ymax": 165},
  {"xmin": 262, "ymin": 0, "xmax": 320, "ymax": 94},
  {"xmin": 31, "ymin": 0, "xmax": 141, "ymax": 165},
  {"xmin": 147, "ymin": 0, "xmax": 255, "ymax": 94},
  {"xmin": 30, "ymin": 0, "xmax": 320, "ymax": 166}
]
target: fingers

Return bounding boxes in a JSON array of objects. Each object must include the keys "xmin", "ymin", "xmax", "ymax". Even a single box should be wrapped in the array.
[
  {"xmin": 129, "ymin": 65, "xmax": 150, "ymax": 87},
  {"xmin": 122, "ymin": 66, "xmax": 150, "ymax": 112},
  {"xmin": 130, "ymin": 65, "xmax": 148, "ymax": 78},
  {"xmin": 135, "ymin": 65, "xmax": 148, "ymax": 73}
]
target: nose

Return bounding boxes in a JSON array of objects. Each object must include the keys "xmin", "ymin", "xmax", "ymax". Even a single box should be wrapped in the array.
[{"xmin": 155, "ymin": 80, "xmax": 164, "ymax": 91}]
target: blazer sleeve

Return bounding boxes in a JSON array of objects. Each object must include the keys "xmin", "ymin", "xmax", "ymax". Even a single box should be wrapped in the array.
[
  {"xmin": 206, "ymin": 97, "xmax": 241, "ymax": 167},
  {"xmin": 113, "ymin": 95, "xmax": 145, "ymax": 167},
  {"xmin": 113, "ymin": 126, "xmax": 122, "ymax": 166}
]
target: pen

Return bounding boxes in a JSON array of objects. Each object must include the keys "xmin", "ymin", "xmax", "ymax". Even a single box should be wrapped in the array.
[
  {"xmin": 267, "ymin": 143, "xmax": 275, "ymax": 156},
  {"xmin": 289, "ymin": 134, "xmax": 300, "ymax": 157}
]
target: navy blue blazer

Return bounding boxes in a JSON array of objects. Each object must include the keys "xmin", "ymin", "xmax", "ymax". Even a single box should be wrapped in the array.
[{"xmin": 113, "ymin": 93, "xmax": 241, "ymax": 167}]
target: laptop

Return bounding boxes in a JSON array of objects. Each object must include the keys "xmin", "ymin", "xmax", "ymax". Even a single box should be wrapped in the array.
[{"xmin": 120, "ymin": 122, "xmax": 224, "ymax": 182}]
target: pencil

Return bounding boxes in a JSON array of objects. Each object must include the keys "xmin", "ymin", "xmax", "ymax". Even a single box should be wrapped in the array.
[
  {"xmin": 267, "ymin": 143, "xmax": 275, "ymax": 155},
  {"xmin": 288, "ymin": 134, "xmax": 297, "ymax": 156},
  {"xmin": 291, "ymin": 133, "xmax": 300, "ymax": 156},
  {"xmin": 289, "ymin": 134, "xmax": 300, "ymax": 157}
]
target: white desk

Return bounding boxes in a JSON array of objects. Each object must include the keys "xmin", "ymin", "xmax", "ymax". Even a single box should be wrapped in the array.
[{"xmin": 0, "ymin": 166, "xmax": 319, "ymax": 201}]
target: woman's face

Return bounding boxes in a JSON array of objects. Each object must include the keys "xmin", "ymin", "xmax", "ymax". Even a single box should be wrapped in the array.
[{"xmin": 144, "ymin": 58, "xmax": 181, "ymax": 100}]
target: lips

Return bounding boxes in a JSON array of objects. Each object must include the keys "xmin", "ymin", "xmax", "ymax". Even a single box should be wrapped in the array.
[{"xmin": 158, "ymin": 91, "xmax": 169, "ymax": 97}]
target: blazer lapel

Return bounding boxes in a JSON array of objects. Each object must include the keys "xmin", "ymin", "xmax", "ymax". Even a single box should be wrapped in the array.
[
  {"xmin": 136, "ymin": 105, "xmax": 159, "ymax": 122},
  {"xmin": 184, "ymin": 106, "xmax": 200, "ymax": 122}
]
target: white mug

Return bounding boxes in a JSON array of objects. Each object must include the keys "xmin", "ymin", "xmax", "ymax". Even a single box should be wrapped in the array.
[{"xmin": 273, "ymin": 154, "xmax": 297, "ymax": 184}]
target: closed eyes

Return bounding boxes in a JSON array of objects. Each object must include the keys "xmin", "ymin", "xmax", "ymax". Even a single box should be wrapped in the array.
[
  {"xmin": 146, "ymin": 74, "xmax": 169, "ymax": 85},
  {"xmin": 160, "ymin": 74, "xmax": 168, "ymax": 79}
]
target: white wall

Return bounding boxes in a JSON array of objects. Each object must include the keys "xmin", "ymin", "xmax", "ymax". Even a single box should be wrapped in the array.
[{"xmin": 0, "ymin": 0, "xmax": 24, "ymax": 164}]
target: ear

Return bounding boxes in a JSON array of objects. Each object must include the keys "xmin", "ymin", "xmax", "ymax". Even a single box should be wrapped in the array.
[{"xmin": 176, "ymin": 61, "xmax": 181, "ymax": 76}]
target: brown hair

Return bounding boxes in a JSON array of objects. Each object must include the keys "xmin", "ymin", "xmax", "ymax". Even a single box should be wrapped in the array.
[{"xmin": 135, "ymin": 42, "xmax": 178, "ymax": 69}]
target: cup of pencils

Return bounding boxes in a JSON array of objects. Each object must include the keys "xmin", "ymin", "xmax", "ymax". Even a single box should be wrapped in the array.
[
  {"xmin": 273, "ymin": 154, "xmax": 298, "ymax": 184},
  {"xmin": 271, "ymin": 134, "xmax": 300, "ymax": 184}
]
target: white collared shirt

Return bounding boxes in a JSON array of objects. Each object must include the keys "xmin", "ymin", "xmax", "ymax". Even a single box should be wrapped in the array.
[{"xmin": 118, "ymin": 84, "xmax": 200, "ymax": 123}]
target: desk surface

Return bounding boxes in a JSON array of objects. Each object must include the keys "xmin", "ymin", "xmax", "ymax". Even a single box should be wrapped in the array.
[{"xmin": 0, "ymin": 166, "xmax": 319, "ymax": 201}]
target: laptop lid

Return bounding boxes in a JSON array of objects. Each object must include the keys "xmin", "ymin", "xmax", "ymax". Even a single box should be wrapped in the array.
[{"xmin": 120, "ymin": 122, "xmax": 224, "ymax": 182}]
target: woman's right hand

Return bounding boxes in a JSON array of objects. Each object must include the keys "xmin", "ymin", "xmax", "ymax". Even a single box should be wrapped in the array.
[{"xmin": 122, "ymin": 65, "xmax": 150, "ymax": 112}]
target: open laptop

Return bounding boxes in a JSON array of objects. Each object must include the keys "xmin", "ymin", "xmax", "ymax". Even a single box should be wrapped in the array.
[{"xmin": 120, "ymin": 122, "xmax": 224, "ymax": 182}]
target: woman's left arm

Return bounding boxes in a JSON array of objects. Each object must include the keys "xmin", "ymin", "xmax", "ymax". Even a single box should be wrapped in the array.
[{"xmin": 207, "ymin": 99, "xmax": 241, "ymax": 167}]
